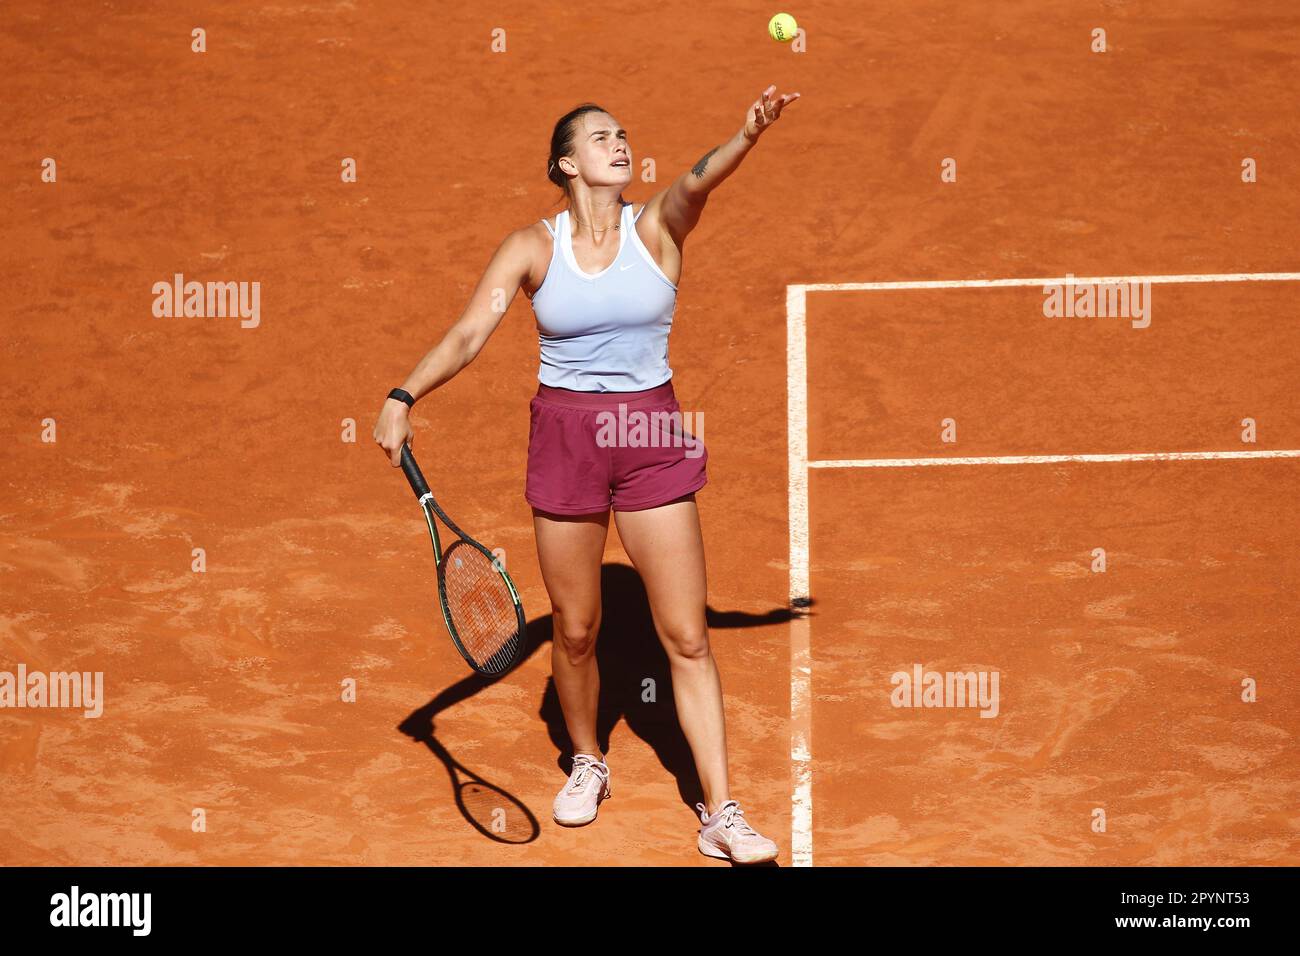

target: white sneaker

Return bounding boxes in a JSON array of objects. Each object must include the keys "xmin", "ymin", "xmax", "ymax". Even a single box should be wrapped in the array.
[
  {"xmin": 552, "ymin": 754, "xmax": 611, "ymax": 827},
  {"xmin": 696, "ymin": 800, "xmax": 779, "ymax": 863}
]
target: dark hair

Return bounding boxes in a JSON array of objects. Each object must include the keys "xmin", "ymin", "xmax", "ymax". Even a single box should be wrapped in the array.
[{"xmin": 547, "ymin": 102, "xmax": 610, "ymax": 200}]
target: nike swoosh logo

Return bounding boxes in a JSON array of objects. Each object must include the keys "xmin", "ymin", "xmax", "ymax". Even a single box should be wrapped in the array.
[{"xmin": 619, "ymin": 263, "xmax": 635, "ymax": 271}]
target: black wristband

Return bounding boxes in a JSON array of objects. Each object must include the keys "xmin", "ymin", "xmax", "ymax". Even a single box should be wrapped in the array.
[{"xmin": 388, "ymin": 387, "xmax": 415, "ymax": 408}]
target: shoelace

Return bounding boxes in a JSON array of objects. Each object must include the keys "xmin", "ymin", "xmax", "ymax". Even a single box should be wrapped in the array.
[
  {"xmin": 700, "ymin": 801, "xmax": 759, "ymax": 836},
  {"xmin": 721, "ymin": 803, "xmax": 758, "ymax": 836},
  {"xmin": 567, "ymin": 757, "xmax": 604, "ymax": 794}
]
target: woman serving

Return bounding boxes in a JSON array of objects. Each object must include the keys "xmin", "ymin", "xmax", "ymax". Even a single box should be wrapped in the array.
[{"xmin": 374, "ymin": 86, "xmax": 799, "ymax": 863}]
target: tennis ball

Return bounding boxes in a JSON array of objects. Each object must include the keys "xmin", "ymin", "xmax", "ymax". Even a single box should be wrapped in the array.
[{"xmin": 768, "ymin": 12, "xmax": 798, "ymax": 43}]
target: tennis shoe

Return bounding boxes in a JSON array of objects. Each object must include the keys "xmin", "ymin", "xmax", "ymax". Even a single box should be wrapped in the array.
[
  {"xmin": 696, "ymin": 800, "xmax": 779, "ymax": 863},
  {"xmin": 553, "ymin": 753, "xmax": 610, "ymax": 826}
]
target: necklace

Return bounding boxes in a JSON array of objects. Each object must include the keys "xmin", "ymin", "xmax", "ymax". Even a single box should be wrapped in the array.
[{"xmin": 571, "ymin": 211, "xmax": 620, "ymax": 233}]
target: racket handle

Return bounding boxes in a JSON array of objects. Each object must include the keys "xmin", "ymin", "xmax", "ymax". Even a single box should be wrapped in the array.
[{"xmin": 399, "ymin": 444, "xmax": 431, "ymax": 500}]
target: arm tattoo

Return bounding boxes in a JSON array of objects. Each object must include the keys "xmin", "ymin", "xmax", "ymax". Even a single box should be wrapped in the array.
[{"xmin": 691, "ymin": 146, "xmax": 720, "ymax": 180}]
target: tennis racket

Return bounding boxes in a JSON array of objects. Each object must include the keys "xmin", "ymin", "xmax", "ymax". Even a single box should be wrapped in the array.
[{"xmin": 399, "ymin": 444, "xmax": 526, "ymax": 676}]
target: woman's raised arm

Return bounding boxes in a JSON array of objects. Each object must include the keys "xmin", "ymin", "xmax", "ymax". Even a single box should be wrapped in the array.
[{"xmin": 653, "ymin": 85, "xmax": 800, "ymax": 249}]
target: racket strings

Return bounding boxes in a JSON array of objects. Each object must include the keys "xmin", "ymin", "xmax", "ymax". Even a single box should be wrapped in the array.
[{"xmin": 441, "ymin": 541, "xmax": 522, "ymax": 670}]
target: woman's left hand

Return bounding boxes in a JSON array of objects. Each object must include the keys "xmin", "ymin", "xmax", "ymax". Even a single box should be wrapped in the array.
[{"xmin": 743, "ymin": 85, "xmax": 800, "ymax": 142}]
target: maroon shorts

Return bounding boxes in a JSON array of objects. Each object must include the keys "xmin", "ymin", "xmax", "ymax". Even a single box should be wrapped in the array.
[{"xmin": 525, "ymin": 379, "xmax": 708, "ymax": 515}]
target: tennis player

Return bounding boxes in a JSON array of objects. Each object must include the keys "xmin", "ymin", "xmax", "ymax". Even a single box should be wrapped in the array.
[{"xmin": 374, "ymin": 86, "xmax": 798, "ymax": 863}]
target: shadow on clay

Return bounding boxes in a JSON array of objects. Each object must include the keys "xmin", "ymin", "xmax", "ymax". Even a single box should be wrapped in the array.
[{"xmin": 398, "ymin": 562, "xmax": 804, "ymax": 854}]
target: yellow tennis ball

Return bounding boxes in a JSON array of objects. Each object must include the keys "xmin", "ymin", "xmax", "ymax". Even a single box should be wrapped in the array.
[{"xmin": 768, "ymin": 12, "xmax": 798, "ymax": 43}]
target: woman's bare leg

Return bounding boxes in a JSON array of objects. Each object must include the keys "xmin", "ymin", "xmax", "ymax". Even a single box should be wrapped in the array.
[
  {"xmin": 612, "ymin": 498, "xmax": 729, "ymax": 813},
  {"xmin": 533, "ymin": 509, "xmax": 609, "ymax": 758}
]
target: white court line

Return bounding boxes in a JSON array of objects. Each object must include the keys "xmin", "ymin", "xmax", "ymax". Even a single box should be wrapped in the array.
[
  {"xmin": 810, "ymin": 449, "xmax": 1300, "ymax": 468},
  {"xmin": 785, "ymin": 270, "xmax": 1299, "ymax": 868},
  {"xmin": 785, "ymin": 284, "xmax": 813, "ymax": 869},
  {"xmin": 799, "ymin": 271, "xmax": 1300, "ymax": 292}
]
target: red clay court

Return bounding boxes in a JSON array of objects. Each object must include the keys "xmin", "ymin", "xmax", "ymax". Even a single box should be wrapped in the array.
[{"xmin": 1, "ymin": 1, "xmax": 1297, "ymax": 866}]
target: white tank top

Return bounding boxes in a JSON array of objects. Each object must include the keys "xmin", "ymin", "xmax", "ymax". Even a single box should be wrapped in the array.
[{"xmin": 530, "ymin": 201, "xmax": 678, "ymax": 392}]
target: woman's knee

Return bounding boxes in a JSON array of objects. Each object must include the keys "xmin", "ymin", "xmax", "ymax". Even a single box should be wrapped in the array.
[
  {"xmin": 553, "ymin": 609, "xmax": 601, "ymax": 663},
  {"xmin": 663, "ymin": 623, "xmax": 711, "ymax": 663}
]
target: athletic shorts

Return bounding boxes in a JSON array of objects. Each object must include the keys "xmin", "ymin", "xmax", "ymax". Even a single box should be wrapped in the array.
[{"xmin": 525, "ymin": 379, "xmax": 708, "ymax": 515}]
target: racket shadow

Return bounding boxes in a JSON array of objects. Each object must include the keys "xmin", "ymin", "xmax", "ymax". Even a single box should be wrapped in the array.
[{"xmin": 398, "ymin": 673, "xmax": 544, "ymax": 845}]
